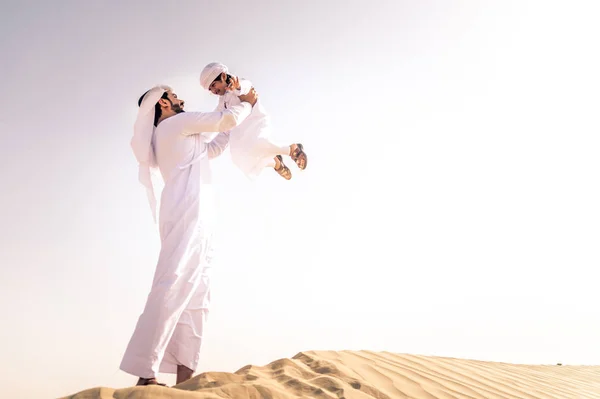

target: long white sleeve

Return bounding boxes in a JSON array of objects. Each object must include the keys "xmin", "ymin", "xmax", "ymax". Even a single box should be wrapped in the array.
[
  {"xmin": 206, "ymin": 131, "xmax": 231, "ymax": 159},
  {"xmin": 198, "ymin": 101, "xmax": 227, "ymax": 142},
  {"xmin": 170, "ymin": 102, "xmax": 252, "ymax": 138}
]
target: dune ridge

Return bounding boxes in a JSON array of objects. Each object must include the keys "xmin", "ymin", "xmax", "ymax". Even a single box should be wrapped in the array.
[{"xmin": 62, "ymin": 350, "xmax": 600, "ymax": 399}]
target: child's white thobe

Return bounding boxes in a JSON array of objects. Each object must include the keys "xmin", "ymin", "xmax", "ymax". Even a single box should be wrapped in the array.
[{"xmin": 216, "ymin": 79, "xmax": 289, "ymax": 179}]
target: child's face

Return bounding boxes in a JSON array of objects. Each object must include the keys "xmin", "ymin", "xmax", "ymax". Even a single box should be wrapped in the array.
[{"xmin": 209, "ymin": 73, "xmax": 228, "ymax": 96}]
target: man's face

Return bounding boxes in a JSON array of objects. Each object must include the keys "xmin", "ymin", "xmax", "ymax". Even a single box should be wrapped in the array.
[
  {"xmin": 209, "ymin": 73, "xmax": 228, "ymax": 96},
  {"xmin": 159, "ymin": 90, "xmax": 185, "ymax": 114}
]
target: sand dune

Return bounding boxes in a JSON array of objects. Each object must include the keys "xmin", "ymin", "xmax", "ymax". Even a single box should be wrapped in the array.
[{"xmin": 62, "ymin": 350, "xmax": 600, "ymax": 399}]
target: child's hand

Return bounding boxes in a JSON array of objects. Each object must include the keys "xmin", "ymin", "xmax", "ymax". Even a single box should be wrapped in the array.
[{"xmin": 226, "ymin": 75, "xmax": 240, "ymax": 91}]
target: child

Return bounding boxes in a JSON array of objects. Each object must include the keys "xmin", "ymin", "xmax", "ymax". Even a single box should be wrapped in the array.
[{"xmin": 199, "ymin": 62, "xmax": 307, "ymax": 180}]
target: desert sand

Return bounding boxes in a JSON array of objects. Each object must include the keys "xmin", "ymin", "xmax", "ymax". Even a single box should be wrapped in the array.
[{"xmin": 62, "ymin": 350, "xmax": 600, "ymax": 399}]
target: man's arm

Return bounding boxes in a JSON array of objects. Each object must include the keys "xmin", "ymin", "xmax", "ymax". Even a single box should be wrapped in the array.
[
  {"xmin": 198, "ymin": 102, "xmax": 229, "ymax": 143},
  {"xmin": 178, "ymin": 102, "xmax": 252, "ymax": 138},
  {"xmin": 206, "ymin": 131, "xmax": 231, "ymax": 159},
  {"xmin": 178, "ymin": 88, "xmax": 258, "ymax": 138}
]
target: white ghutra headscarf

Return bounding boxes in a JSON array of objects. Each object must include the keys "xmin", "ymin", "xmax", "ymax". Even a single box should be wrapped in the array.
[{"xmin": 131, "ymin": 85, "xmax": 171, "ymax": 223}]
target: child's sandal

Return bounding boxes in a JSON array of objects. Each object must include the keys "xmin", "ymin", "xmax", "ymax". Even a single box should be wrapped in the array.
[
  {"xmin": 274, "ymin": 155, "xmax": 292, "ymax": 180},
  {"xmin": 291, "ymin": 143, "xmax": 307, "ymax": 170}
]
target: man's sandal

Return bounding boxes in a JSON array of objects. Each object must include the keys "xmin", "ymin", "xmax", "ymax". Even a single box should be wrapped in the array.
[
  {"xmin": 136, "ymin": 377, "xmax": 167, "ymax": 386},
  {"xmin": 291, "ymin": 143, "xmax": 307, "ymax": 170},
  {"xmin": 274, "ymin": 155, "xmax": 292, "ymax": 180}
]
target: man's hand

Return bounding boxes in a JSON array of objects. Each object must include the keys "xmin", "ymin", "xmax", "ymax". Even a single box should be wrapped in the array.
[{"xmin": 238, "ymin": 87, "xmax": 258, "ymax": 107}]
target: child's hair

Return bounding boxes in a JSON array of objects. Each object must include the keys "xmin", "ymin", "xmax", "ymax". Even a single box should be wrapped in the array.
[{"xmin": 212, "ymin": 73, "xmax": 232, "ymax": 86}]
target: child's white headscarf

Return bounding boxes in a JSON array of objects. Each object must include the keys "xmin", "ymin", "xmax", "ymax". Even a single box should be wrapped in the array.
[{"xmin": 200, "ymin": 62, "xmax": 228, "ymax": 90}]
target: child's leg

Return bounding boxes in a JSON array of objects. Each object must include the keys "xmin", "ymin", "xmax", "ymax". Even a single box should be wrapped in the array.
[
  {"xmin": 268, "ymin": 142, "xmax": 307, "ymax": 161},
  {"xmin": 269, "ymin": 142, "xmax": 307, "ymax": 170},
  {"xmin": 267, "ymin": 142, "xmax": 291, "ymax": 157},
  {"xmin": 251, "ymin": 139, "xmax": 289, "ymax": 157}
]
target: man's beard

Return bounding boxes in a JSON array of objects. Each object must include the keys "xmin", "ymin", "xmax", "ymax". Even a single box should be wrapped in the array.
[{"xmin": 172, "ymin": 104, "xmax": 185, "ymax": 113}]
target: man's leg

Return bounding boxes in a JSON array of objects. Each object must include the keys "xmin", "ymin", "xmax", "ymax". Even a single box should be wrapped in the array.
[
  {"xmin": 160, "ymin": 261, "xmax": 212, "ymax": 384},
  {"xmin": 136, "ymin": 377, "xmax": 166, "ymax": 386},
  {"xmin": 119, "ymin": 272, "xmax": 201, "ymax": 381},
  {"xmin": 120, "ymin": 228, "xmax": 213, "ymax": 381},
  {"xmin": 177, "ymin": 365, "xmax": 194, "ymax": 384}
]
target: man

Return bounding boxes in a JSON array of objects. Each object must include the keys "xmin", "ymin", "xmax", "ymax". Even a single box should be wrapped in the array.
[{"xmin": 121, "ymin": 83, "xmax": 258, "ymax": 386}]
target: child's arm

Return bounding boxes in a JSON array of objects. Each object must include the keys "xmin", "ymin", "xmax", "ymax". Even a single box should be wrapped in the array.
[{"xmin": 235, "ymin": 78, "xmax": 253, "ymax": 96}]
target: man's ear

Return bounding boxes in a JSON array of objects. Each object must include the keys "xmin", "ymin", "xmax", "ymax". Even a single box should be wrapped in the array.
[
  {"xmin": 220, "ymin": 72, "xmax": 227, "ymax": 82},
  {"xmin": 158, "ymin": 98, "xmax": 170, "ymax": 108}
]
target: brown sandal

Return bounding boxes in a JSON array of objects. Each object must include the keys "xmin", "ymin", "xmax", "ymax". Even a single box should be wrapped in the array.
[
  {"xmin": 291, "ymin": 143, "xmax": 307, "ymax": 170},
  {"xmin": 274, "ymin": 155, "xmax": 292, "ymax": 180},
  {"xmin": 136, "ymin": 377, "xmax": 166, "ymax": 386}
]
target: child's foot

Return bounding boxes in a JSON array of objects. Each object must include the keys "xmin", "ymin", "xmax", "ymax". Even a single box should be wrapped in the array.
[
  {"xmin": 274, "ymin": 155, "xmax": 292, "ymax": 180},
  {"xmin": 290, "ymin": 143, "xmax": 307, "ymax": 170}
]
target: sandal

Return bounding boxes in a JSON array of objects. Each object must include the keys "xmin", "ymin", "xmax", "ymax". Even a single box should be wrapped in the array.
[
  {"xmin": 274, "ymin": 155, "xmax": 292, "ymax": 180},
  {"xmin": 136, "ymin": 377, "xmax": 166, "ymax": 386},
  {"xmin": 291, "ymin": 143, "xmax": 307, "ymax": 170}
]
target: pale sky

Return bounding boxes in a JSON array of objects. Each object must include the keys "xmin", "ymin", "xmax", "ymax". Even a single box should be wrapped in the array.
[{"xmin": 1, "ymin": 1, "xmax": 599, "ymax": 398}]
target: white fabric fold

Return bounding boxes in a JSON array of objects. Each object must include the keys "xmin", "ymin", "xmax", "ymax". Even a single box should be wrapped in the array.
[{"xmin": 131, "ymin": 85, "xmax": 171, "ymax": 222}]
